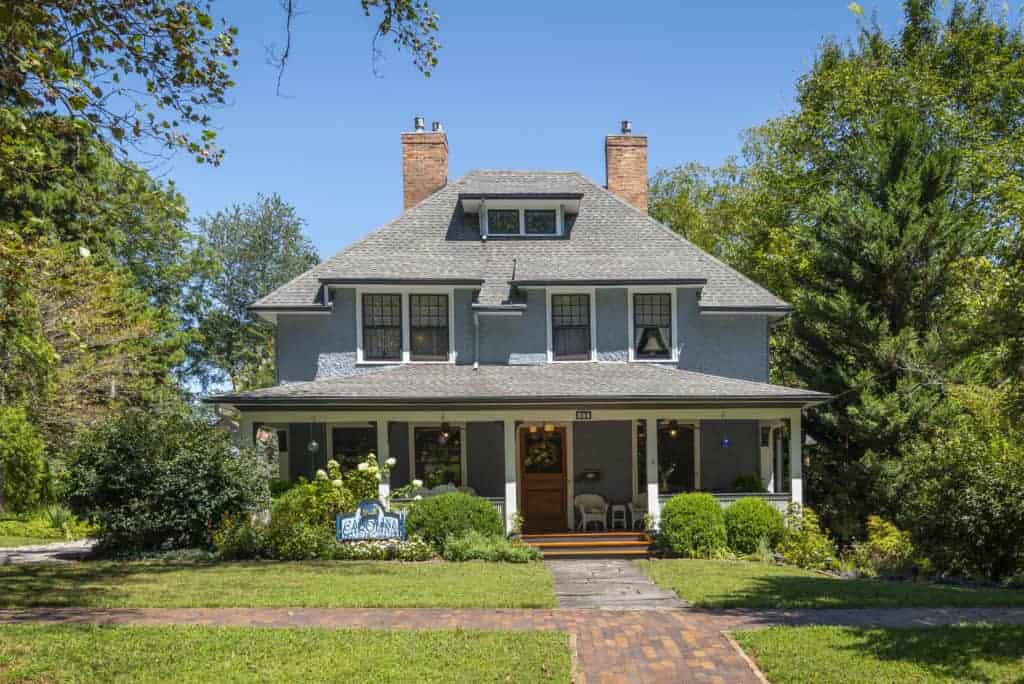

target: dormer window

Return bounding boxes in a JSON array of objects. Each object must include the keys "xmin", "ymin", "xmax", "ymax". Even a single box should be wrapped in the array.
[
  {"xmin": 487, "ymin": 209, "xmax": 520, "ymax": 235},
  {"xmin": 525, "ymin": 210, "xmax": 557, "ymax": 235}
]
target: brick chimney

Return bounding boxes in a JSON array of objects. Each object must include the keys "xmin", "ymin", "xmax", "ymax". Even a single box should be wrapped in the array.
[
  {"xmin": 605, "ymin": 120, "xmax": 648, "ymax": 213},
  {"xmin": 401, "ymin": 116, "xmax": 448, "ymax": 209}
]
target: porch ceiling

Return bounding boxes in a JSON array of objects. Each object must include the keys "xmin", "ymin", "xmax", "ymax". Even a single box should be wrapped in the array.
[{"xmin": 206, "ymin": 363, "xmax": 829, "ymax": 408}]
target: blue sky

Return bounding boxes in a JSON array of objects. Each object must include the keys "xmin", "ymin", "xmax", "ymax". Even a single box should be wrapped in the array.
[{"xmin": 166, "ymin": 1, "xmax": 905, "ymax": 258}]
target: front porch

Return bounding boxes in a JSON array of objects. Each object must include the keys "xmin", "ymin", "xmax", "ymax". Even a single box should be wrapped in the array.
[{"xmin": 241, "ymin": 406, "xmax": 805, "ymax": 534}]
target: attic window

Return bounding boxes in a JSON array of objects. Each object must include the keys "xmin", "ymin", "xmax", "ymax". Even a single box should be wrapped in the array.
[{"xmin": 480, "ymin": 203, "xmax": 565, "ymax": 237}]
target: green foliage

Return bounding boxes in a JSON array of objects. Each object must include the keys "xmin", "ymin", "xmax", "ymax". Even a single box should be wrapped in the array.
[
  {"xmin": 442, "ymin": 531, "xmax": 542, "ymax": 563},
  {"xmin": 777, "ymin": 504, "xmax": 839, "ymax": 572},
  {"xmin": 261, "ymin": 464, "xmax": 356, "ymax": 561},
  {"xmin": 186, "ymin": 194, "xmax": 318, "ymax": 391},
  {"xmin": 724, "ymin": 498, "xmax": 785, "ymax": 554},
  {"xmin": 213, "ymin": 514, "xmax": 266, "ymax": 561},
  {"xmin": 65, "ymin": 404, "xmax": 269, "ymax": 554},
  {"xmin": 894, "ymin": 387, "xmax": 1024, "ymax": 580},
  {"xmin": 0, "ymin": 508, "xmax": 93, "ymax": 542},
  {"xmin": 0, "ymin": 406, "xmax": 48, "ymax": 513},
  {"xmin": 732, "ymin": 473, "xmax": 766, "ymax": 493},
  {"xmin": 845, "ymin": 516, "xmax": 918, "ymax": 578},
  {"xmin": 342, "ymin": 454, "xmax": 387, "ymax": 502},
  {"xmin": 404, "ymin": 493, "xmax": 504, "ymax": 551},
  {"xmin": 657, "ymin": 493, "xmax": 727, "ymax": 558},
  {"xmin": 269, "ymin": 479, "xmax": 296, "ymax": 498}
]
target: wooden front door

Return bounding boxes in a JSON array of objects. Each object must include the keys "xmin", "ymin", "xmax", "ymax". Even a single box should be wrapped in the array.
[{"xmin": 519, "ymin": 427, "xmax": 567, "ymax": 534}]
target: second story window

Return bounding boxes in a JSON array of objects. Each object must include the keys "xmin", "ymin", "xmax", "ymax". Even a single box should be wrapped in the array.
[
  {"xmin": 362, "ymin": 293, "xmax": 402, "ymax": 361},
  {"xmin": 551, "ymin": 293, "xmax": 592, "ymax": 361},
  {"xmin": 409, "ymin": 294, "xmax": 449, "ymax": 361},
  {"xmin": 524, "ymin": 209, "xmax": 557, "ymax": 235},
  {"xmin": 633, "ymin": 293, "xmax": 673, "ymax": 360}
]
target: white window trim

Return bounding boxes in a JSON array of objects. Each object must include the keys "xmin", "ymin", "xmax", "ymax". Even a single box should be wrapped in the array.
[
  {"xmin": 481, "ymin": 199, "xmax": 565, "ymax": 237},
  {"xmin": 631, "ymin": 419, "xmax": 701, "ymax": 495},
  {"xmin": 627, "ymin": 288, "xmax": 679, "ymax": 363},
  {"xmin": 408, "ymin": 422, "xmax": 468, "ymax": 487},
  {"xmin": 355, "ymin": 285, "xmax": 456, "ymax": 365},
  {"xmin": 546, "ymin": 287, "xmax": 597, "ymax": 363}
]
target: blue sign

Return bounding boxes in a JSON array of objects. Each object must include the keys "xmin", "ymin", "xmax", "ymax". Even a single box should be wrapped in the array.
[{"xmin": 336, "ymin": 499, "xmax": 405, "ymax": 541}]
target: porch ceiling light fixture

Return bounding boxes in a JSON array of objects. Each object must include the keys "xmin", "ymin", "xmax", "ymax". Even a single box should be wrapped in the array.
[
  {"xmin": 543, "ymin": 423, "xmax": 555, "ymax": 433},
  {"xmin": 666, "ymin": 420, "xmax": 680, "ymax": 439},
  {"xmin": 438, "ymin": 421, "xmax": 451, "ymax": 446},
  {"xmin": 528, "ymin": 424, "xmax": 538, "ymax": 434},
  {"xmin": 306, "ymin": 439, "xmax": 319, "ymax": 454}
]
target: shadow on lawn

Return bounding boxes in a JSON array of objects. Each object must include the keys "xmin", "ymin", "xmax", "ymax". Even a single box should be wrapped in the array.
[
  {"xmin": 838, "ymin": 624, "xmax": 1024, "ymax": 683},
  {"xmin": 694, "ymin": 573, "xmax": 1024, "ymax": 610}
]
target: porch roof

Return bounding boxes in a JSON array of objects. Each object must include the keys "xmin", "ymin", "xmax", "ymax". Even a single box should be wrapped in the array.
[{"xmin": 206, "ymin": 363, "xmax": 829, "ymax": 408}]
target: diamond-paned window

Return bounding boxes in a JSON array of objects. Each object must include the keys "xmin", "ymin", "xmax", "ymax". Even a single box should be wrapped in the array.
[
  {"xmin": 524, "ymin": 209, "xmax": 557, "ymax": 234},
  {"xmin": 487, "ymin": 209, "xmax": 520, "ymax": 235}
]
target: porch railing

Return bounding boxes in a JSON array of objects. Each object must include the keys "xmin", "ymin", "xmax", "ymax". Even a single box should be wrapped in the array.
[
  {"xmin": 390, "ymin": 496, "xmax": 506, "ymax": 522},
  {"xmin": 658, "ymin": 492, "xmax": 791, "ymax": 513}
]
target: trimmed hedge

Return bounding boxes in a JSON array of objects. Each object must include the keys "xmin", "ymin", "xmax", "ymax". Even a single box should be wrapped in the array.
[
  {"xmin": 723, "ymin": 497, "xmax": 784, "ymax": 554},
  {"xmin": 405, "ymin": 493, "xmax": 504, "ymax": 550},
  {"xmin": 658, "ymin": 493, "xmax": 727, "ymax": 558}
]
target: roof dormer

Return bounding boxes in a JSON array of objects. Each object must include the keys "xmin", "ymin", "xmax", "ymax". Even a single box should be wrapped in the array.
[{"xmin": 459, "ymin": 193, "xmax": 582, "ymax": 238}]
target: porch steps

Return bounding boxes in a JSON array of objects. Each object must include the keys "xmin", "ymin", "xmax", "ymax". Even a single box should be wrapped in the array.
[{"xmin": 522, "ymin": 531, "xmax": 654, "ymax": 559}]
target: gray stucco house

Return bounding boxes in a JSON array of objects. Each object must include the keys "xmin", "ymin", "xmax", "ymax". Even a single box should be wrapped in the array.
[{"xmin": 209, "ymin": 118, "xmax": 827, "ymax": 534}]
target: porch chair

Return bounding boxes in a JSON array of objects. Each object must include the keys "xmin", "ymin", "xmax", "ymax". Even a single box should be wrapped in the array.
[
  {"xmin": 574, "ymin": 493, "xmax": 609, "ymax": 532},
  {"xmin": 629, "ymin": 494, "xmax": 648, "ymax": 530}
]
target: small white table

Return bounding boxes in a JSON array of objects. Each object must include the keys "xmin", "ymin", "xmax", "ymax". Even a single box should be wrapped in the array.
[{"xmin": 610, "ymin": 504, "xmax": 629, "ymax": 530}]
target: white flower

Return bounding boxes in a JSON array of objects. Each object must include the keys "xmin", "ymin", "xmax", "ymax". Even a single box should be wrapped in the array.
[
  {"xmin": 411, "ymin": 479, "xmax": 423, "ymax": 488},
  {"xmin": 78, "ymin": 245, "xmax": 91, "ymax": 258},
  {"xmin": 315, "ymin": 469, "xmax": 328, "ymax": 480},
  {"xmin": 357, "ymin": 462, "xmax": 369, "ymax": 471},
  {"xmin": 374, "ymin": 472, "xmax": 382, "ymax": 481},
  {"xmin": 327, "ymin": 459, "xmax": 340, "ymax": 469},
  {"xmin": 413, "ymin": 495, "xmax": 423, "ymax": 501},
  {"xmin": 385, "ymin": 457, "xmax": 397, "ymax": 467},
  {"xmin": 331, "ymin": 479, "xmax": 343, "ymax": 488}
]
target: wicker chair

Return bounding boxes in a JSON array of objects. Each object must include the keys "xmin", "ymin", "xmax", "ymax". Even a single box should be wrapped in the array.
[
  {"xmin": 574, "ymin": 493, "xmax": 609, "ymax": 531},
  {"xmin": 629, "ymin": 493, "xmax": 648, "ymax": 530}
]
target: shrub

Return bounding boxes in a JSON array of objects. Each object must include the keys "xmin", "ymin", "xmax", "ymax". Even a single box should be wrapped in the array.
[
  {"xmin": 732, "ymin": 473, "xmax": 766, "ymax": 493},
  {"xmin": 405, "ymin": 492, "xmax": 504, "ymax": 550},
  {"xmin": 213, "ymin": 514, "xmax": 266, "ymax": 560},
  {"xmin": 658, "ymin": 493, "xmax": 727, "ymax": 558},
  {"xmin": 342, "ymin": 454, "xmax": 387, "ymax": 502},
  {"xmin": 269, "ymin": 478, "xmax": 295, "ymax": 498},
  {"xmin": 0, "ymin": 508, "xmax": 94, "ymax": 541},
  {"xmin": 777, "ymin": 504, "xmax": 839, "ymax": 571},
  {"xmin": 724, "ymin": 497, "xmax": 784, "ymax": 554},
  {"xmin": 854, "ymin": 516, "xmax": 916, "ymax": 577},
  {"xmin": 442, "ymin": 531, "xmax": 542, "ymax": 563},
  {"xmin": 65, "ymin": 405, "xmax": 270, "ymax": 554},
  {"xmin": 895, "ymin": 392, "xmax": 1024, "ymax": 580},
  {"xmin": 261, "ymin": 469, "xmax": 356, "ymax": 560},
  {"xmin": 0, "ymin": 406, "xmax": 48, "ymax": 513},
  {"xmin": 332, "ymin": 536, "xmax": 435, "ymax": 561}
]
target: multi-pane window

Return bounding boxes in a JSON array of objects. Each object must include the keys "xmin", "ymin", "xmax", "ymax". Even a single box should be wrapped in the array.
[
  {"xmin": 409, "ymin": 294, "xmax": 449, "ymax": 361},
  {"xmin": 633, "ymin": 293, "xmax": 673, "ymax": 360},
  {"xmin": 331, "ymin": 426, "xmax": 377, "ymax": 472},
  {"xmin": 487, "ymin": 209, "xmax": 520, "ymax": 235},
  {"xmin": 524, "ymin": 209, "xmax": 557, "ymax": 235},
  {"xmin": 362, "ymin": 294, "xmax": 402, "ymax": 360},
  {"xmin": 413, "ymin": 427, "xmax": 462, "ymax": 487},
  {"xmin": 551, "ymin": 294, "xmax": 592, "ymax": 360}
]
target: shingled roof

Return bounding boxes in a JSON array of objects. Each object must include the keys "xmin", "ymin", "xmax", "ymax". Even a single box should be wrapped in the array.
[
  {"xmin": 208, "ymin": 363, "xmax": 827, "ymax": 407},
  {"xmin": 252, "ymin": 171, "xmax": 790, "ymax": 311}
]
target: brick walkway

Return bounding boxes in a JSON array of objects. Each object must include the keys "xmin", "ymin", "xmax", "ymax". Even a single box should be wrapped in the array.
[{"xmin": 3, "ymin": 606, "xmax": 1023, "ymax": 683}]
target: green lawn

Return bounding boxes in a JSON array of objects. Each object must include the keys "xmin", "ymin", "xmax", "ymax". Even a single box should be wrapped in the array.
[
  {"xmin": 733, "ymin": 624, "xmax": 1024, "ymax": 684},
  {"xmin": 0, "ymin": 624, "xmax": 571, "ymax": 683},
  {"xmin": 0, "ymin": 536, "xmax": 57, "ymax": 548},
  {"xmin": 0, "ymin": 560, "xmax": 557, "ymax": 608},
  {"xmin": 636, "ymin": 559, "xmax": 1024, "ymax": 609}
]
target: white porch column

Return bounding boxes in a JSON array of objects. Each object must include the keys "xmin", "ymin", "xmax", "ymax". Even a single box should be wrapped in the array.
[
  {"xmin": 644, "ymin": 416, "xmax": 660, "ymax": 529},
  {"xmin": 789, "ymin": 410, "xmax": 803, "ymax": 506},
  {"xmin": 503, "ymin": 418, "xmax": 518, "ymax": 534},
  {"xmin": 376, "ymin": 420, "xmax": 390, "ymax": 502}
]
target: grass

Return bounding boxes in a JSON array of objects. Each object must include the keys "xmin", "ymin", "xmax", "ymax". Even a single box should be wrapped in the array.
[
  {"xmin": 0, "ymin": 536, "xmax": 58, "ymax": 548},
  {"xmin": 0, "ymin": 560, "xmax": 557, "ymax": 608},
  {"xmin": 636, "ymin": 559, "xmax": 1024, "ymax": 609},
  {"xmin": 0, "ymin": 624, "xmax": 571, "ymax": 683},
  {"xmin": 733, "ymin": 624, "xmax": 1024, "ymax": 684}
]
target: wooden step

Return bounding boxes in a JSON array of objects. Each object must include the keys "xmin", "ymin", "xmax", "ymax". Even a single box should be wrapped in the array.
[
  {"xmin": 529, "ymin": 540, "xmax": 652, "ymax": 549},
  {"xmin": 541, "ymin": 547, "xmax": 652, "ymax": 558}
]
